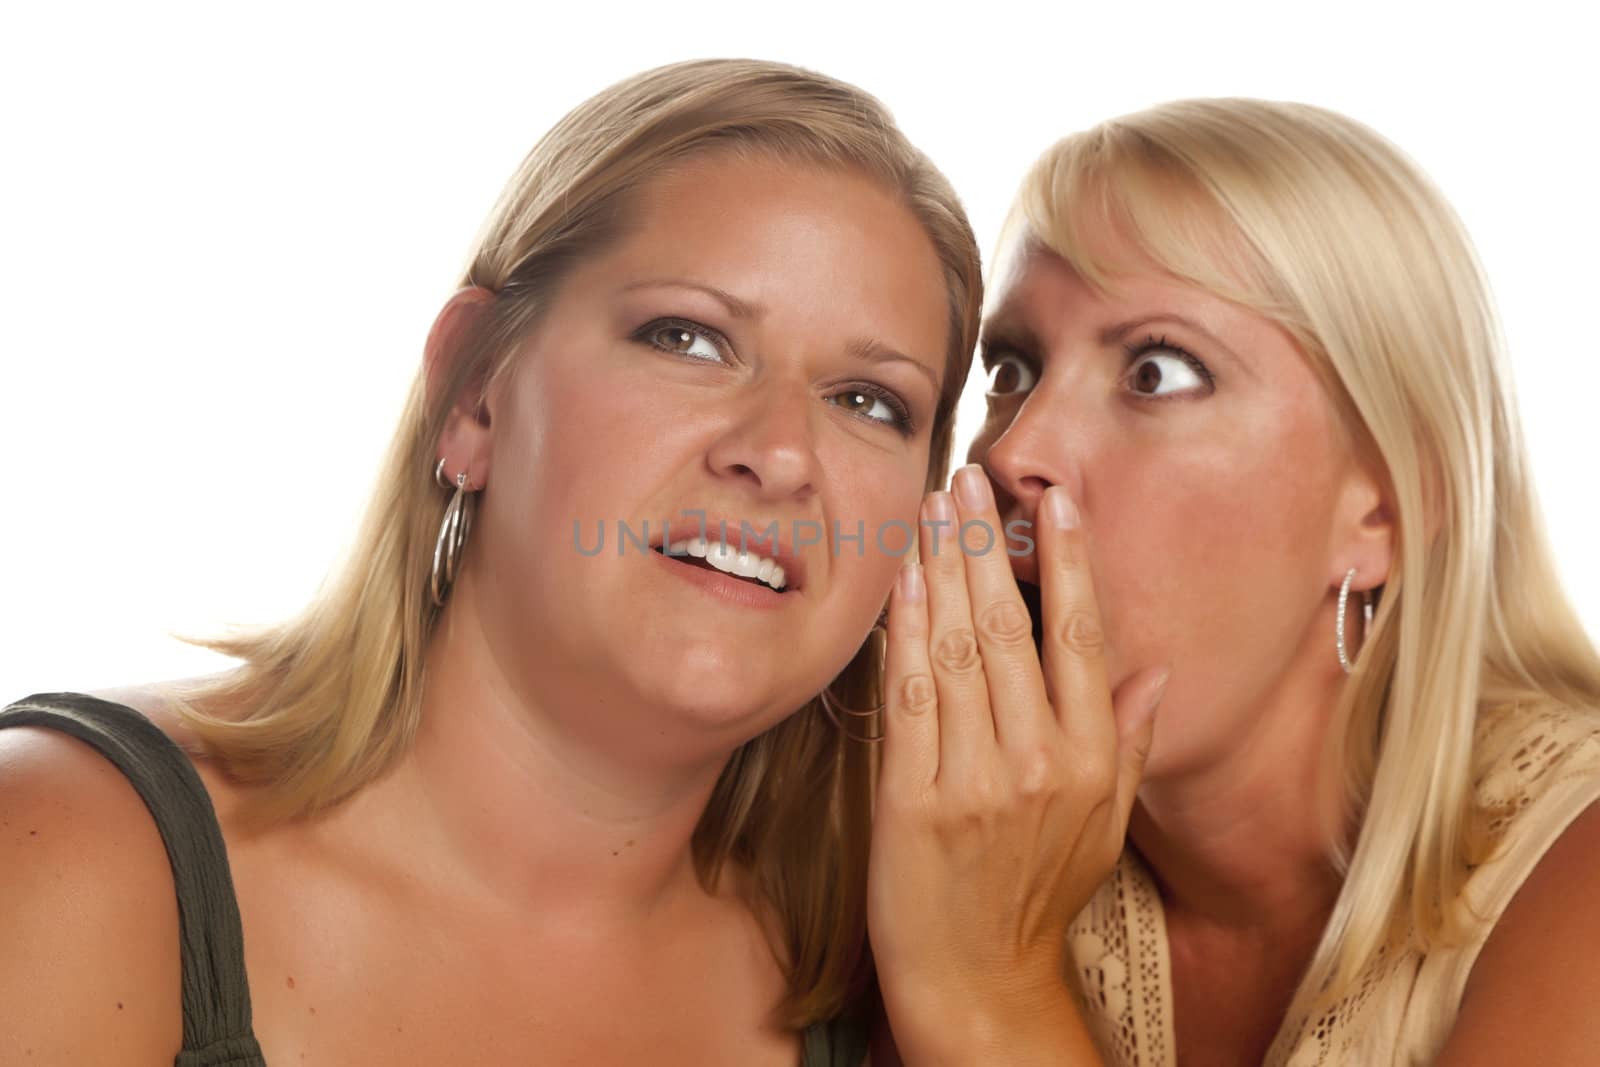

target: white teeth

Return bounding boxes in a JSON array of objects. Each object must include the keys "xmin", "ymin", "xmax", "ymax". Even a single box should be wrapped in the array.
[
  {"xmin": 665, "ymin": 536, "xmax": 788, "ymax": 591},
  {"xmin": 706, "ymin": 541, "xmax": 736, "ymax": 568}
]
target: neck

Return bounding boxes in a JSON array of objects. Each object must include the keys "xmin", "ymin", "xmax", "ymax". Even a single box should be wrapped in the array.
[{"xmin": 1131, "ymin": 658, "xmax": 1351, "ymax": 941}]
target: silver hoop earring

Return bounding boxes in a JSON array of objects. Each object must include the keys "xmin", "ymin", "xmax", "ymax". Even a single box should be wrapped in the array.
[
  {"xmin": 818, "ymin": 623, "xmax": 887, "ymax": 744},
  {"xmin": 819, "ymin": 685, "xmax": 886, "ymax": 744},
  {"xmin": 431, "ymin": 460, "xmax": 477, "ymax": 608},
  {"xmin": 1336, "ymin": 568, "xmax": 1375, "ymax": 674}
]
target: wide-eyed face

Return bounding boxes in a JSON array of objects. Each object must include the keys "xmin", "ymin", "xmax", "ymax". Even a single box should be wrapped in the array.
[
  {"xmin": 450, "ymin": 153, "xmax": 951, "ymax": 757},
  {"xmin": 969, "ymin": 233, "xmax": 1389, "ymax": 781}
]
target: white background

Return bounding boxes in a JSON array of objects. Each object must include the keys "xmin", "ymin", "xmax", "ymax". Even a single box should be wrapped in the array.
[{"xmin": 2, "ymin": 1, "xmax": 1595, "ymax": 699}]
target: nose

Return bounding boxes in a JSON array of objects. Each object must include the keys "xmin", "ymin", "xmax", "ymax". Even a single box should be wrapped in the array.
[
  {"xmin": 704, "ymin": 377, "xmax": 821, "ymax": 502},
  {"xmin": 977, "ymin": 390, "xmax": 1084, "ymax": 525}
]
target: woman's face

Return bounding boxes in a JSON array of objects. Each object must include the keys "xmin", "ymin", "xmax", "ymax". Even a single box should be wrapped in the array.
[
  {"xmin": 461, "ymin": 154, "xmax": 950, "ymax": 753},
  {"xmin": 969, "ymin": 234, "xmax": 1384, "ymax": 780}
]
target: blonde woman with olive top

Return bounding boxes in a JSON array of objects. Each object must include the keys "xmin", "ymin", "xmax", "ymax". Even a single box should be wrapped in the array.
[{"xmin": 0, "ymin": 59, "xmax": 982, "ymax": 1065}]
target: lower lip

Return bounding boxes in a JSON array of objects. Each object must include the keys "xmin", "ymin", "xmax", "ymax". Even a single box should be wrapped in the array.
[{"xmin": 649, "ymin": 549, "xmax": 793, "ymax": 610}]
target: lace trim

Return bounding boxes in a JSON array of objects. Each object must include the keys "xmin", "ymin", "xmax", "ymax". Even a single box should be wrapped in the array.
[{"xmin": 1067, "ymin": 702, "xmax": 1600, "ymax": 1066}]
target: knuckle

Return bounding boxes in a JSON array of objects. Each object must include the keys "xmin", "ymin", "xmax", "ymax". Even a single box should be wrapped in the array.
[
  {"xmin": 934, "ymin": 628, "xmax": 982, "ymax": 673},
  {"xmin": 1013, "ymin": 749, "xmax": 1063, "ymax": 798},
  {"xmin": 1055, "ymin": 611, "xmax": 1105, "ymax": 656},
  {"xmin": 977, "ymin": 600, "xmax": 1033, "ymax": 648},
  {"xmin": 896, "ymin": 673, "xmax": 939, "ymax": 716}
]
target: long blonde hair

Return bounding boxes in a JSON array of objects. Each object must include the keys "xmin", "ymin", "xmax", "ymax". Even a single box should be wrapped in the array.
[
  {"xmin": 179, "ymin": 58, "xmax": 981, "ymax": 1027},
  {"xmin": 1012, "ymin": 98, "xmax": 1600, "ymax": 1024}
]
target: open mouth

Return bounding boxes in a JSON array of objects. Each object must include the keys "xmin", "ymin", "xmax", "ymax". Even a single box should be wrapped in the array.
[
  {"xmin": 652, "ymin": 537, "xmax": 790, "ymax": 593},
  {"xmin": 1018, "ymin": 579, "xmax": 1044, "ymax": 651}
]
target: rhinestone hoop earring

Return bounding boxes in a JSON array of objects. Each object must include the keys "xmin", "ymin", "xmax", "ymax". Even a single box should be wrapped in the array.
[
  {"xmin": 431, "ymin": 458, "xmax": 477, "ymax": 608},
  {"xmin": 819, "ymin": 622, "xmax": 887, "ymax": 744},
  {"xmin": 1336, "ymin": 567, "xmax": 1375, "ymax": 674}
]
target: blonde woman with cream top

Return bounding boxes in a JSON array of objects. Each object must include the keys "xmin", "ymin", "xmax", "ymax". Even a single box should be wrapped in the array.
[{"xmin": 862, "ymin": 100, "xmax": 1600, "ymax": 1065}]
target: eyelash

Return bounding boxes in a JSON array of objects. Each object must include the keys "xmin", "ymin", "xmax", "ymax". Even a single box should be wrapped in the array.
[
  {"xmin": 631, "ymin": 316, "xmax": 917, "ymax": 436},
  {"xmin": 1122, "ymin": 334, "xmax": 1216, "ymax": 395},
  {"xmin": 632, "ymin": 316, "xmax": 731, "ymax": 361},
  {"xmin": 979, "ymin": 340, "xmax": 1037, "ymax": 394},
  {"xmin": 836, "ymin": 382, "xmax": 916, "ymax": 436}
]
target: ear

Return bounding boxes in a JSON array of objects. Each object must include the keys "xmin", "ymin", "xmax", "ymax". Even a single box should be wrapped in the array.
[
  {"xmin": 1331, "ymin": 460, "xmax": 1396, "ymax": 594},
  {"xmin": 425, "ymin": 287, "xmax": 497, "ymax": 489}
]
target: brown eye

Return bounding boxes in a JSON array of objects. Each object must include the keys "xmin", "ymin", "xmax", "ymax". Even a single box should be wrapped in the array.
[
  {"xmin": 640, "ymin": 320, "xmax": 723, "ymax": 362},
  {"xmin": 985, "ymin": 354, "xmax": 1037, "ymax": 397},
  {"xmin": 1126, "ymin": 351, "xmax": 1210, "ymax": 398},
  {"xmin": 656, "ymin": 326, "xmax": 695, "ymax": 350},
  {"xmin": 1133, "ymin": 359, "xmax": 1164, "ymax": 394},
  {"xmin": 835, "ymin": 391, "xmax": 872, "ymax": 413},
  {"xmin": 827, "ymin": 387, "xmax": 911, "ymax": 431}
]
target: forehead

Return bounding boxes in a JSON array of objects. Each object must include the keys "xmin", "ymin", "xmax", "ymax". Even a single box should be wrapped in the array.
[
  {"xmin": 575, "ymin": 153, "xmax": 952, "ymax": 375},
  {"xmin": 987, "ymin": 237, "xmax": 1224, "ymax": 329},
  {"xmin": 987, "ymin": 234, "xmax": 1327, "ymax": 390}
]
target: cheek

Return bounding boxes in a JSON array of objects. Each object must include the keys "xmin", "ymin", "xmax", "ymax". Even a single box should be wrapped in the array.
[
  {"xmin": 1085, "ymin": 421, "xmax": 1343, "ymax": 679},
  {"xmin": 499, "ymin": 348, "xmax": 705, "ymax": 519},
  {"xmin": 823, "ymin": 453, "xmax": 928, "ymax": 608}
]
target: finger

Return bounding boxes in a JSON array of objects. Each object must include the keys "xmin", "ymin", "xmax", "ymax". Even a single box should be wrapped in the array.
[
  {"xmin": 950, "ymin": 464, "xmax": 1051, "ymax": 752},
  {"xmin": 1036, "ymin": 485, "xmax": 1114, "ymax": 752},
  {"xmin": 880, "ymin": 562, "xmax": 939, "ymax": 794},
  {"xmin": 919, "ymin": 490, "xmax": 996, "ymax": 773},
  {"xmin": 1110, "ymin": 666, "xmax": 1170, "ymax": 826}
]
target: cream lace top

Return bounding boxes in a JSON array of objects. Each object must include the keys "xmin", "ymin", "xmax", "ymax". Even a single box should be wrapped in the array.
[{"xmin": 1067, "ymin": 703, "xmax": 1600, "ymax": 1066}]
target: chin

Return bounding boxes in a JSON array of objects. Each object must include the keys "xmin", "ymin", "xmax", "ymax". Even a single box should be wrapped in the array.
[{"xmin": 632, "ymin": 646, "xmax": 803, "ymax": 736}]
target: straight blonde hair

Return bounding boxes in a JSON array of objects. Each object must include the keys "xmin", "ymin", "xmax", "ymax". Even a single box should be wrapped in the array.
[
  {"xmin": 177, "ymin": 58, "xmax": 981, "ymax": 1028},
  {"xmin": 1011, "ymin": 98, "xmax": 1600, "ymax": 1029}
]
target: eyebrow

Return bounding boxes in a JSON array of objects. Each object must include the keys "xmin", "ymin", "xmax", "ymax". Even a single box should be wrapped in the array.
[
  {"xmin": 978, "ymin": 312, "xmax": 1039, "ymax": 359},
  {"xmin": 847, "ymin": 338, "xmax": 943, "ymax": 392},
  {"xmin": 1100, "ymin": 313, "xmax": 1248, "ymax": 372},
  {"xmin": 620, "ymin": 279, "xmax": 761, "ymax": 320},
  {"xmin": 626, "ymin": 278, "xmax": 942, "ymax": 392}
]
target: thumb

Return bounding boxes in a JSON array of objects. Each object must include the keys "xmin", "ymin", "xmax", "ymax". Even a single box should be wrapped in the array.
[{"xmin": 1109, "ymin": 666, "xmax": 1171, "ymax": 825}]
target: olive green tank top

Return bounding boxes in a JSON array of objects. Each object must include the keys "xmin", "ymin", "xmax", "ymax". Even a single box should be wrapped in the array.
[{"xmin": 1, "ymin": 693, "xmax": 868, "ymax": 1066}]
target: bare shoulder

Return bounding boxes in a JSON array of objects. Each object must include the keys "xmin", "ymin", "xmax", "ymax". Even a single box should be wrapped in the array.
[
  {"xmin": 1436, "ymin": 799, "xmax": 1600, "ymax": 1064},
  {"xmin": 92, "ymin": 677, "xmax": 262, "ymax": 819},
  {"xmin": 0, "ymin": 696, "xmax": 185, "ymax": 1063},
  {"xmin": 91, "ymin": 677, "xmax": 217, "ymax": 750}
]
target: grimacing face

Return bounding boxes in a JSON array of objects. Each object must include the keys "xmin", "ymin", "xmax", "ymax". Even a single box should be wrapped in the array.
[
  {"xmin": 459, "ymin": 154, "xmax": 951, "ymax": 756},
  {"xmin": 969, "ymin": 234, "xmax": 1387, "ymax": 781}
]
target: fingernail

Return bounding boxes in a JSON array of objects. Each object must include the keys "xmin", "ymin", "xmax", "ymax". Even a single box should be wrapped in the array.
[
  {"xmin": 1043, "ymin": 487, "xmax": 1079, "ymax": 529},
  {"xmin": 1149, "ymin": 668, "xmax": 1173, "ymax": 716},
  {"xmin": 954, "ymin": 464, "xmax": 992, "ymax": 511},
  {"xmin": 898, "ymin": 562, "xmax": 924, "ymax": 602},
  {"xmin": 925, "ymin": 490, "xmax": 955, "ymax": 523}
]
